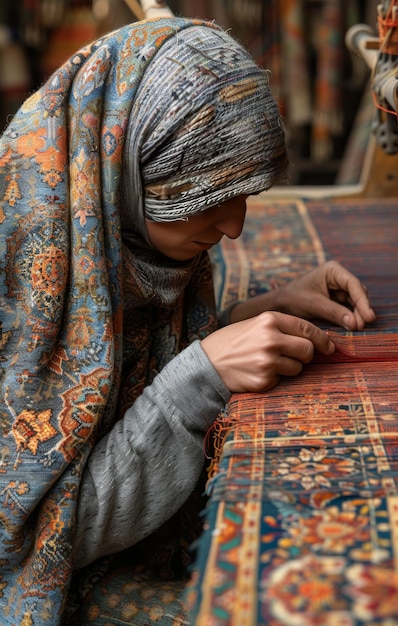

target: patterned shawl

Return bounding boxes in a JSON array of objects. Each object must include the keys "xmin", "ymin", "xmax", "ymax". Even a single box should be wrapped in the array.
[{"xmin": 0, "ymin": 17, "xmax": 286, "ymax": 623}]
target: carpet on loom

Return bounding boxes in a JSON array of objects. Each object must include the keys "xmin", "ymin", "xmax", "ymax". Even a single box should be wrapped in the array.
[{"xmin": 187, "ymin": 195, "xmax": 398, "ymax": 625}]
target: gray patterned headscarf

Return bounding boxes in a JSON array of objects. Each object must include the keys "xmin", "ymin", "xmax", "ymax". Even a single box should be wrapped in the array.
[{"xmin": 122, "ymin": 23, "xmax": 288, "ymax": 239}]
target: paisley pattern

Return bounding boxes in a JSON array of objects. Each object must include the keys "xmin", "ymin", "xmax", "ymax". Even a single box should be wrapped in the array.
[{"xmin": 0, "ymin": 17, "xmax": 218, "ymax": 624}]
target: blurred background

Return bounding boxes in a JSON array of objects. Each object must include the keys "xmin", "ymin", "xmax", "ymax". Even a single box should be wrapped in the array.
[{"xmin": 0, "ymin": 0, "xmax": 379, "ymax": 185}]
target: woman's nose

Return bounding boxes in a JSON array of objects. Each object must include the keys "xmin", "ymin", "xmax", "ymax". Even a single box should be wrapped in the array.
[{"xmin": 216, "ymin": 199, "xmax": 247, "ymax": 239}]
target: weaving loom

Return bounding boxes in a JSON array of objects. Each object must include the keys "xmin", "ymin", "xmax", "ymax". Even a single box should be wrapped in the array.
[{"xmin": 186, "ymin": 195, "xmax": 398, "ymax": 625}]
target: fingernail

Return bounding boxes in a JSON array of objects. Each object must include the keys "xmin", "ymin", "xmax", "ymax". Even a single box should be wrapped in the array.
[
  {"xmin": 328, "ymin": 340, "xmax": 335, "ymax": 354},
  {"xmin": 343, "ymin": 315, "xmax": 351, "ymax": 330}
]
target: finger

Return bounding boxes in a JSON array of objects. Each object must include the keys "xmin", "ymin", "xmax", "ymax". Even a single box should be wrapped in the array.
[
  {"xmin": 278, "ymin": 334, "xmax": 315, "ymax": 364},
  {"xmin": 346, "ymin": 280, "xmax": 375, "ymax": 321},
  {"xmin": 261, "ymin": 374, "xmax": 280, "ymax": 392},
  {"xmin": 327, "ymin": 293, "xmax": 375, "ymax": 330},
  {"xmin": 311, "ymin": 295, "xmax": 363, "ymax": 331},
  {"xmin": 352, "ymin": 309, "xmax": 366, "ymax": 331},
  {"xmin": 276, "ymin": 355, "xmax": 305, "ymax": 377},
  {"xmin": 298, "ymin": 286, "xmax": 371, "ymax": 332},
  {"xmin": 272, "ymin": 312, "xmax": 335, "ymax": 355},
  {"xmin": 326, "ymin": 263, "xmax": 376, "ymax": 325}
]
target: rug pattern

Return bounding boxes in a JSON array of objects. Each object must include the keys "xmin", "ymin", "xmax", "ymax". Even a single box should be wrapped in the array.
[{"xmin": 187, "ymin": 196, "xmax": 398, "ymax": 625}]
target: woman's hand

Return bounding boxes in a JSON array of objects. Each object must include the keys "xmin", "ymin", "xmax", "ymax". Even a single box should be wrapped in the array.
[
  {"xmin": 230, "ymin": 260, "xmax": 376, "ymax": 331},
  {"xmin": 272, "ymin": 260, "xmax": 376, "ymax": 330},
  {"xmin": 201, "ymin": 311, "xmax": 335, "ymax": 393}
]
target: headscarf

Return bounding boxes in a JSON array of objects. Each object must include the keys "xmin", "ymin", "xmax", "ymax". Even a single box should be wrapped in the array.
[
  {"xmin": 0, "ymin": 17, "xmax": 286, "ymax": 623},
  {"xmin": 122, "ymin": 23, "xmax": 287, "ymax": 232}
]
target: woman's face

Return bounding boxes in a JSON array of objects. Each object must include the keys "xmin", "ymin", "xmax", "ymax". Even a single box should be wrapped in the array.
[{"xmin": 145, "ymin": 195, "xmax": 248, "ymax": 261}]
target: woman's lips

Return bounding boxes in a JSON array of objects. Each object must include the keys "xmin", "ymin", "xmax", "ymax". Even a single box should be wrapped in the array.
[{"xmin": 194, "ymin": 240, "xmax": 220, "ymax": 248}]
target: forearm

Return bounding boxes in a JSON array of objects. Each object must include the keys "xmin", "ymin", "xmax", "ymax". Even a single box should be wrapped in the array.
[
  {"xmin": 228, "ymin": 289, "xmax": 287, "ymax": 323},
  {"xmin": 73, "ymin": 340, "xmax": 230, "ymax": 569},
  {"xmin": 229, "ymin": 261, "xmax": 376, "ymax": 330}
]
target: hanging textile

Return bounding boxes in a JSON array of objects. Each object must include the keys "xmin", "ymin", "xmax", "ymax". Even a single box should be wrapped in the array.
[
  {"xmin": 311, "ymin": 0, "xmax": 345, "ymax": 160},
  {"xmin": 280, "ymin": 0, "xmax": 312, "ymax": 129}
]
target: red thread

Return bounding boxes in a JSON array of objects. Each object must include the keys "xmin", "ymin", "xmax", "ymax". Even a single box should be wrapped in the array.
[
  {"xmin": 314, "ymin": 331, "xmax": 398, "ymax": 364},
  {"xmin": 371, "ymin": 89, "xmax": 398, "ymax": 118}
]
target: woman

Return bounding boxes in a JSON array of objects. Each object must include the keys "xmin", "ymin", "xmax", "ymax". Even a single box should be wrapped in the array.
[{"xmin": 0, "ymin": 16, "xmax": 375, "ymax": 624}]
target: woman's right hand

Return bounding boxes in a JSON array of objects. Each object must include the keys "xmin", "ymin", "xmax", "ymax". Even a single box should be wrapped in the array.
[{"xmin": 201, "ymin": 311, "xmax": 335, "ymax": 393}]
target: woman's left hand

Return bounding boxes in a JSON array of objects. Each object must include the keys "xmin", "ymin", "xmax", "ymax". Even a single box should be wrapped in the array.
[
  {"xmin": 273, "ymin": 260, "xmax": 376, "ymax": 330},
  {"xmin": 231, "ymin": 260, "xmax": 376, "ymax": 331}
]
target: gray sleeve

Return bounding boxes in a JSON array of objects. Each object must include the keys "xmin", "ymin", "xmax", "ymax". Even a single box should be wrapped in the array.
[{"xmin": 72, "ymin": 340, "xmax": 230, "ymax": 569}]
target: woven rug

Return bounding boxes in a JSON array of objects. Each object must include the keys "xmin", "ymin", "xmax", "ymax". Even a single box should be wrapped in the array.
[{"xmin": 187, "ymin": 195, "xmax": 398, "ymax": 625}]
